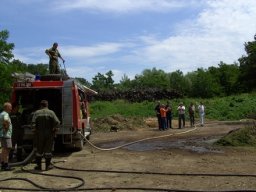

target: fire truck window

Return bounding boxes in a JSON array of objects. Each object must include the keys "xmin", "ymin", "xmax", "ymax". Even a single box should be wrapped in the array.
[
  {"xmin": 78, "ymin": 89, "xmax": 87, "ymax": 119},
  {"xmin": 78, "ymin": 90, "xmax": 85, "ymax": 102}
]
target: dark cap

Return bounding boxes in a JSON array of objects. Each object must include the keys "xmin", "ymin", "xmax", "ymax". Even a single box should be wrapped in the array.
[{"xmin": 40, "ymin": 100, "xmax": 48, "ymax": 107}]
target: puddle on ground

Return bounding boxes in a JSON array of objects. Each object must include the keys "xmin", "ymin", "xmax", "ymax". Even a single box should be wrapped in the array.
[{"xmin": 99, "ymin": 137, "xmax": 223, "ymax": 154}]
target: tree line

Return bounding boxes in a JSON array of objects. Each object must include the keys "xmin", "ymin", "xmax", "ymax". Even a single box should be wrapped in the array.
[{"xmin": 0, "ymin": 29, "xmax": 256, "ymax": 103}]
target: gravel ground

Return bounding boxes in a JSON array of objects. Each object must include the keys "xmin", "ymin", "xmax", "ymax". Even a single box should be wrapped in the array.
[{"xmin": 1, "ymin": 120, "xmax": 256, "ymax": 192}]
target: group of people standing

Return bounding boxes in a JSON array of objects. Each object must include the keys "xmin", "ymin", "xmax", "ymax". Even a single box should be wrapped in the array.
[
  {"xmin": 155, "ymin": 101, "xmax": 205, "ymax": 130},
  {"xmin": 0, "ymin": 100, "xmax": 60, "ymax": 171},
  {"xmin": 154, "ymin": 101, "xmax": 172, "ymax": 131}
]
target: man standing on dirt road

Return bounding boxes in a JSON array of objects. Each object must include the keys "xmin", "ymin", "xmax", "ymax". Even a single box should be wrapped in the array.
[
  {"xmin": 189, "ymin": 102, "xmax": 195, "ymax": 127},
  {"xmin": 198, "ymin": 102, "xmax": 205, "ymax": 126},
  {"xmin": 166, "ymin": 101, "xmax": 172, "ymax": 128},
  {"xmin": 154, "ymin": 101, "xmax": 162, "ymax": 130},
  {"xmin": 0, "ymin": 102, "xmax": 13, "ymax": 171},
  {"xmin": 32, "ymin": 100, "xmax": 60, "ymax": 171},
  {"xmin": 160, "ymin": 104, "xmax": 168, "ymax": 130},
  {"xmin": 177, "ymin": 102, "xmax": 186, "ymax": 129},
  {"xmin": 45, "ymin": 42, "xmax": 65, "ymax": 74},
  {"xmin": 9, "ymin": 102, "xmax": 24, "ymax": 162}
]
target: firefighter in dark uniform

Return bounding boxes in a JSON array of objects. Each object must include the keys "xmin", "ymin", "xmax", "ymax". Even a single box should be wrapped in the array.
[
  {"xmin": 45, "ymin": 42, "xmax": 65, "ymax": 74},
  {"xmin": 9, "ymin": 103, "xmax": 24, "ymax": 162},
  {"xmin": 154, "ymin": 101, "xmax": 162, "ymax": 130},
  {"xmin": 31, "ymin": 100, "xmax": 60, "ymax": 171}
]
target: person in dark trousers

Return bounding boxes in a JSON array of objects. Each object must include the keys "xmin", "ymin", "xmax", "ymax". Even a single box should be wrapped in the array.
[
  {"xmin": 31, "ymin": 100, "xmax": 60, "ymax": 171},
  {"xmin": 177, "ymin": 102, "xmax": 186, "ymax": 129},
  {"xmin": 154, "ymin": 101, "xmax": 162, "ymax": 130},
  {"xmin": 9, "ymin": 103, "xmax": 24, "ymax": 162},
  {"xmin": 45, "ymin": 42, "xmax": 65, "ymax": 74},
  {"xmin": 160, "ymin": 104, "xmax": 168, "ymax": 130},
  {"xmin": 188, "ymin": 102, "xmax": 195, "ymax": 127},
  {"xmin": 165, "ymin": 101, "xmax": 172, "ymax": 128}
]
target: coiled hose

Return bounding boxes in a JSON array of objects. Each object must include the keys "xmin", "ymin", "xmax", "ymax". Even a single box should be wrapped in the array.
[{"xmin": 9, "ymin": 148, "xmax": 36, "ymax": 167}]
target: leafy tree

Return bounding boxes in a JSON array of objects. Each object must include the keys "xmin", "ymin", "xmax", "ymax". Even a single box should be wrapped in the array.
[
  {"xmin": 133, "ymin": 68, "xmax": 170, "ymax": 89},
  {"xmin": 10, "ymin": 59, "xmax": 27, "ymax": 72},
  {"xmin": 189, "ymin": 68, "xmax": 220, "ymax": 98},
  {"xmin": 169, "ymin": 70, "xmax": 190, "ymax": 96},
  {"xmin": 239, "ymin": 34, "xmax": 256, "ymax": 91},
  {"xmin": 92, "ymin": 72, "xmax": 104, "ymax": 90},
  {"xmin": 91, "ymin": 70, "xmax": 115, "ymax": 91},
  {"xmin": 0, "ymin": 63, "xmax": 13, "ymax": 103},
  {"xmin": 105, "ymin": 70, "xmax": 114, "ymax": 89},
  {"xmin": 27, "ymin": 63, "xmax": 48, "ymax": 75},
  {"xmin": 0, "ymin": 30, "xmax": 14, "ymax": 64},
  {"xmin": 0, "ymin": 30, "xmax": 15, "ymax": 103},
  {"xmin": 208, "ymin": 62, "xmax": 240, "ymax": 95},
  {"xmin": 118, "ymin": 74, "xmax": 133, "ymax": 90}
]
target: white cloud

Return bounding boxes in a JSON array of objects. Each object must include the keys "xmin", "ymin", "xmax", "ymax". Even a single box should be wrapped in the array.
[
  {"xmin": 13, "ymin": 42, "xmax": 125, "ymax": 65},
  {"xmin": 11, "ymin": 0, "xmax": 256, "ymax": 83},
  {"xmin": 67, "ymin": 65, "xmax": 94, "ymax": 78},
  {"xmin": 126, "ymin": 0, "xmax": 256, "ymax": 73},
  {"xmin": 54, "ymin": 0, "xmax": 200, "ymax": 13},
  {"xmin": 62, "ymin": 43, "xmax": 124, "ymax": 58},
  {"xmin": 196, "ymin": 0, "xmax": 256, "ymax": 38},
  {"xmin": 13, "ymin": 47, "xmax": 48, "ymax": 64}
]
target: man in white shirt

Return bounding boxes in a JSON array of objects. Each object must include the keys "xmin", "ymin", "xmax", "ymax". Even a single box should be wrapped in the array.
[
  {"xmin": 198, "ymin": 102, "xmax": 205, "ymax": 126},
  {"xmin": 177, "ymin": 102, "xmax": 185, "ymax": 129}
]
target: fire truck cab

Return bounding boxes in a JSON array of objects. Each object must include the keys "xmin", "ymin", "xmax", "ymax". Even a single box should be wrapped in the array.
[{"xmin": 11, "ymin": 73, "xmax": 97, "ymax": 151}]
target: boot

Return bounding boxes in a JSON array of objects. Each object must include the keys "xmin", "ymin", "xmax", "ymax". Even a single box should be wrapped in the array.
[
  {"xmin": 34, "ymin": 157, "xmax": 42, "ymax": 170},
  {"xmin": 1, "ymin": 162, "xmax": 4, "ymax": 170},
  {"xmin": 3, "ymin": 163, "xmax": 14, "ymax": 171},
  {"xmin": 45, "ymin": 157, "xmax": 53, "ymax": 171}
]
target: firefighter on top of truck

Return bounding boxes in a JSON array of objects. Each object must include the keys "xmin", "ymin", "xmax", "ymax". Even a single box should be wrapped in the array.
[{"xmin": 45, "ymin": 42, "xmax": 65, "ymax": 74}]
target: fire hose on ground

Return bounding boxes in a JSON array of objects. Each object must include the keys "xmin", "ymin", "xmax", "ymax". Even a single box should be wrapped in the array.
[{"xmin": 1, "ymin": 121, "xmax": 256, "ymax": 191}]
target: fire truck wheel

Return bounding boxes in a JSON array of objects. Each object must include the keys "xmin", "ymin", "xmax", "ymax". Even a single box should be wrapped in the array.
[
  {"xmin": 74, "ymin": 139, "xmax": 83, "ymax": 151},
  {"xmin": 74, "ymin": 133, "xmax": 84, "ymax": 151}
]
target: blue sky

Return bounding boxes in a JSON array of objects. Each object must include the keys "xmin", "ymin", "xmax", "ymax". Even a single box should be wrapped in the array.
[{"xmin": 1, "ymin": 0, "xmax": 256, "ymax": 83}]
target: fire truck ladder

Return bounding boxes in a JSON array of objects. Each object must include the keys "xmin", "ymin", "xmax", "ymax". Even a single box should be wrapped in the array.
[{"xmin": 61, "ymin": 79, "xmax": 74, "ymax": 144}]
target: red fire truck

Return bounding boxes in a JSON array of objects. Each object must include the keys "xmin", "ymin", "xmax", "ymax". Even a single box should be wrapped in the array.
[{"xmin": 11, "ymin": 73, "xmax": 97, "ymax": 151}]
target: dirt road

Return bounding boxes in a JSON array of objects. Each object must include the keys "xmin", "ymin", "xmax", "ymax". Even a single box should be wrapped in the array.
[{"xmin": 1, "ymin": 120, "xmax": 256, "ymax": 191}]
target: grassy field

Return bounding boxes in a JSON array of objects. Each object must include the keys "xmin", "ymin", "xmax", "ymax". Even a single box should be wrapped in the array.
[
  {"xmin": 90, "ymin": 93, "xmax": 256, "ymax": 121},
  {"xmin": 90, "ymin": 93, "xmax": 256, "ymax": 147},
  {"xmin": 215, "ymin": 124, "xmax": 256, "ymax": 146}
]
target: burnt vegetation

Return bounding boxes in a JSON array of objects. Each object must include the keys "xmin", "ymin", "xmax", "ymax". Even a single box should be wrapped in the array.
[{"xmin": 93, "ymin": 88, "xmax": 182, "ymax": 102}]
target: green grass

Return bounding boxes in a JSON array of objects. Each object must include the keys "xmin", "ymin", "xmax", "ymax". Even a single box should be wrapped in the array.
[
  {"xmin": 215, "ymin": 124, "xmax": 256, "ymax": 146},
  {"xmin": 91, "ymin": 93, "xmax": 256, "ymax": 147},
  {"xmin": 90, "ymin": 93, "xmax": 256, "ymax": 121},
  {"xmin": 90, "ymin": 100, "xmax": 155, "ymax": 118}
]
